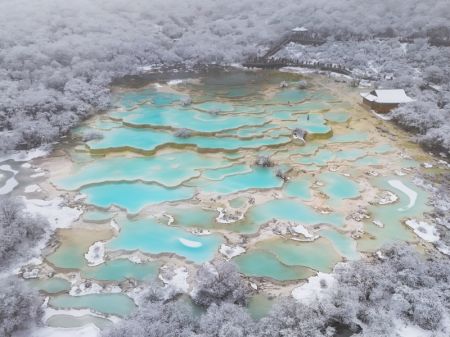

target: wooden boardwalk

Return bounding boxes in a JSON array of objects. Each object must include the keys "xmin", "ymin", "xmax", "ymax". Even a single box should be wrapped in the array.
[
  {"xmin": 244, "ymin": 30, "xmax": 388, "ymax": 81},
  {"xmin": 243, "ymin": 57, "xmax": 352, "ymax": 75}
]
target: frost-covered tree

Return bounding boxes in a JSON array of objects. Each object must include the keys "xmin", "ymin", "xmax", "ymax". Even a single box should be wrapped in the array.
[
  {"xmin": 192, "ymin": 261, "xmax": 250, "ymax": 307},
  {"xmin": 257, "ymin": 297, "xmax": 326, "ymax": 337},
  {"xmin": 0, "ymin": 198, "xmax": 48, "ymax": 269},
  {"xmin": 391, "ymin": 101, "xmax": 447, "ymax": 133},
  {"xmin": 104, "ymin": 301, "xmax": 196, "ymax": 337},
  {"xmin": 0, "ymin": 0, "xmax": 449, "ymax": 151},
  {"xmin": 197, "ymin": 303, "xmax": 256, "ymax": 337},
  {"xmin": 0, "ymin": 276, "xmax": 43, "ymax": 337},
  {"xmin": 325, "ymin": 244, "xmax": 450, "ymax": 334}
]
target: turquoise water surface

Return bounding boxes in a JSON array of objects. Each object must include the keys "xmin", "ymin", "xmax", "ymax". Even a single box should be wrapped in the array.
[
  {"xmin": 82, "ymin": 182, "xmax": 195, "ymax": 214},
  {"xmin": 49, "ymin": 293, "xmax": 136, "ymax": 317},
  {"xmin": 107, "ymin": 218, "xmax": 224, "ymax": 263}
]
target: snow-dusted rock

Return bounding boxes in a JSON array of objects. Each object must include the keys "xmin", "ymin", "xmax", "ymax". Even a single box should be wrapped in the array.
[
  {"xmin": 372, "ymin": 220, "xmax": 385, "ymax": 228},
  {"xmin": 219, "ymin": 244, "xmax": 246, "ymax": 259},
  {"xmin": 216, "ymin": 207, "xmax": 244, "ymax": 224},
  {"xmin": 375, "ymin": 190, "xmax": 399, "ymax": 205},
  {"xmin": 85, "ymin": 242, "xmax": 105, "ymax": 266},
  {"xmin": 291, "ymin": 224, "xmax": 317, "ymax": 240},
  {"xmin": 70, "ymin": 282, "xmax": 103, "ymax": 296},
  {"xmin": 24, "ymin": 184, "xmax": 41, "ymax": 193}
]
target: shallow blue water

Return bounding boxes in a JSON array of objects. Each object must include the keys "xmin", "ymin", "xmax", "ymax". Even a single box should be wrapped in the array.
[
  {"xmin": 107, "ymin": 217, "xmax": 224, "ymax": 263},
  {"xmin": 81, "ymin": 182, "xmax": 195, "ymax": 214}
]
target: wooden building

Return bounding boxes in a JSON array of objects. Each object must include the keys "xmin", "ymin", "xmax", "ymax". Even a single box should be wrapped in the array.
[{"xmin": 360, "ymin": 89, "xmax": 414, "ymax": 113}]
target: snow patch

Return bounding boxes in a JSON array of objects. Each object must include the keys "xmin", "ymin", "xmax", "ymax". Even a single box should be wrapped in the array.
[
  {"xmin": 178, "ymin": 237, "xmax": 202, "ymax": 248},
  {"xmin": 159, "ymin": 266, "xmax": 189, "ymax": 293},
  {"xmin": 24, "ymin": 184, "xmax": 42, "ymax": 193},
  {"xmin": 388, "ymin": 180, "xmax": 417, "ymax": 211},
  {"xmin": 22, "ymin": 268, "xmax": 40, "ymax": 279},
  {"xmin": 14, "ymin": 325, "xmax": 100, "ymax": 337},
  {"xmin": 85, "ymin": 242, "xmax": 105, "ymax": 266},
  {"xmin": 291, "ymin": 224, "xmax": 317, "ymax": 240},
  {"xmin": 109, "ymin": 219, "xmax": 120, "ymax": 232},
  {"xmin": 21, "ymin": 197, "xmax": 82, "ymax": 229},
  {"xmin": 30, "ymin": 171, "xmax": 46, "ymax": 178},
  {"xmin": 393, "ymin": 319, "xmax": 433, "ymax": 337},
  {"xmin": 436, "ymin": 243, "xmax": 450, "ymax": 256},
  {"xmin": 0, "ymin": 164, "xmax": 19, "ymax": 194},
  {"xmin": 163, "ymin": 213, "xmax": 174, "ymax": 225},
  {"xmin": 167, "ymin": 79, "xmax": 183, "ymax": 85},
  {"xmin": 0, "ymin": 146, "xmax": 50, "ymax": 163},
  {"xmin": 405, "ymin": 219, "xmax": 439, "ymax": 242},
  {"xmin": 292, "ymin": 272, "xmax": 336, "ymax": 305}
]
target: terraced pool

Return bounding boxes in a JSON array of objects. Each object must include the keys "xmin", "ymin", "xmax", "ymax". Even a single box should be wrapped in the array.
[{"xmin": 28, "ymin": 69, "xmax": 435, "ymax": 327}]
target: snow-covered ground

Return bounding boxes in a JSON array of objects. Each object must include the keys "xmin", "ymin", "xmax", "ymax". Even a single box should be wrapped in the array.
[
  {"xmin": 291, "ymin": 272, "xmax": 336, "ymax": 305},
  {"xmin": 159, "ymin": 266, "xmax": 189, "ymax": 293},
  {"xmin": 0, "ymin": 147, "xmax": 51, "ymax": 163},
  {"xmin": 405, "ymin": 219, "xmax": 439, "ymax": 243},
  {"xmin": 21, "ymin": 197, "xmax": 82, "ymax": 229}
]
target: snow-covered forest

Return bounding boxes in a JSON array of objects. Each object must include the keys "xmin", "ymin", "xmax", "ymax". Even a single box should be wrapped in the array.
[
  {"xmin": 1, "ymin": 1, "xmax": 450, "ymax": 337},
  {"xmin": 0, "ymin": 0, "xmax": 449, "ymax": 152}
]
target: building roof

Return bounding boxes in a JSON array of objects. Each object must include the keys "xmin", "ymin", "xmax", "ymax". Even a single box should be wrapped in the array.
[
  {"xmin": 292, "ymin": 26, "xmax": 308, "ymax": 32},
  {"xmin": 360, "ymin": 89, "xmax": 414, "ymax": 104}
]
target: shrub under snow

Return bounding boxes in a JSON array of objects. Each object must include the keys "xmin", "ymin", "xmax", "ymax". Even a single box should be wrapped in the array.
[{"xmin": 0, "ymin": 198, "xmax": 48, "ymax": 269}]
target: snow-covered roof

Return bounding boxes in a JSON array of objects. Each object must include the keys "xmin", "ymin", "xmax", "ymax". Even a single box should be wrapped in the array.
[
  {"xmin": 360, "ymin": 89, "xmax": 414, "ymax": 104},
  {"xmin": 292, "ymin": 26, "xmax": 308, "ymax": 32}
]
